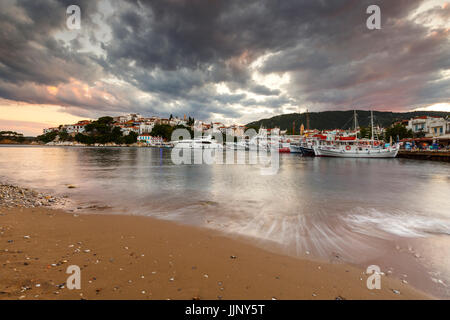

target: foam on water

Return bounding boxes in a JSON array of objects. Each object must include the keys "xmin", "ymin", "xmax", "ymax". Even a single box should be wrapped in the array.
[{"xmin": 344, "ymin": 207, "xmax": 450, "ymax": 238}]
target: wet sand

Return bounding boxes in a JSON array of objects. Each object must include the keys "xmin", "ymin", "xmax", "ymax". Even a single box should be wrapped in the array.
[{"xmin": 0, "ymin": 206, "xmax": 430, "ymax": 300}]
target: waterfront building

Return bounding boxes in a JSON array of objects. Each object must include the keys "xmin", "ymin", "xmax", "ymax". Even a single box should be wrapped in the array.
[
  {"xmin": 406, "ymin": 116, "xmax": 450, "ymax": 138},
  {"xmin": 137, "ymin": 134, "xmax": 164, "ymax": 145}
]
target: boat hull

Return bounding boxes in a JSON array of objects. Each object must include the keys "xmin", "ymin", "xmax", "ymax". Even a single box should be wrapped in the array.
[
  {"xmin": 299, "ymin": 146, "xmax": 315, "ymax": 156},
  {"xmin": 314, "ymin": 147, "xmax": 399, "ymax": 158},
  {"xmin": 289, "ymin": 145, "xmax": 303, "ymax": 154}
]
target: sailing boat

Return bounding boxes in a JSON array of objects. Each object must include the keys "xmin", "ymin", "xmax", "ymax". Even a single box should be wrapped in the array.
[{"xmin": 313, "ymin": 110, "xmax": 399, "ymax": 158}]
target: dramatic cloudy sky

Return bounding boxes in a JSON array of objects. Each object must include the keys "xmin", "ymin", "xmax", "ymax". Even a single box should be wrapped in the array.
[{"xmin": 0, "ymin": 0, "xmax": 449, "ymax": 135}]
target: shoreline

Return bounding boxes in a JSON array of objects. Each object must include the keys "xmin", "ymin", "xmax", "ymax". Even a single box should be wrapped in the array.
[
  {"xmin": 0, "ymin": 185, "xmax": 432, "ymax": 300},
  {"xmin": 3, "ymin": 144, "xmax": 450, "ymax": 164},
  {"xmin": 0, "ymin": 142, "xmax": 167, "ymax": 148}
]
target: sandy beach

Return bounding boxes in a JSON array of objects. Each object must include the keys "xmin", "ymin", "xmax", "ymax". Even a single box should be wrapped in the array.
[{"xmin": 0, "ymin": 197, "xmax": 430, "ymax": 300}]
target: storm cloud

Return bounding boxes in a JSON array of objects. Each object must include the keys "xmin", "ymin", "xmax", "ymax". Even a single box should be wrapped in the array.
[{"xmin": 0, "ymin": 0, "xmax": 449, "ymax": 124}]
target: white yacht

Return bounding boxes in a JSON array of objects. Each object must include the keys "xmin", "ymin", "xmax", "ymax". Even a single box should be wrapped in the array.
[{"xmin": 173, "ymin": 135, "xmax": 224, "ymax": 149}]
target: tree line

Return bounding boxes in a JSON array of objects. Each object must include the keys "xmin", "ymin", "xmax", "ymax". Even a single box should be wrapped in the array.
[{"xmin": 37, "ymin": 116, "xmax": 138, "ymax": 145}]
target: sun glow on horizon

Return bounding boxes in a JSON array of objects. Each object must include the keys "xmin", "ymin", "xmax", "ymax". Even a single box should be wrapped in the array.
[
  {"xmin": 0, "ymin": 101, "xmax": 88, "ymax": 136},
  {"xmin": 414, "ymin": 103, "xmax": 450, "ymax": 112}
]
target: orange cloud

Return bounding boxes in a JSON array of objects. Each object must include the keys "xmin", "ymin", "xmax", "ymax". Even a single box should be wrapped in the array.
[{"xmin": 47, "ymin": 86, "xmax": 58, "ymax": 95}]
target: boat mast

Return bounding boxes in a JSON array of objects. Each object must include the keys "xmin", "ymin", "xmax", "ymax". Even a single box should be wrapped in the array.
[{"xmin": 370, "ymin": 109, "xmax": 374, "ymax": 145}]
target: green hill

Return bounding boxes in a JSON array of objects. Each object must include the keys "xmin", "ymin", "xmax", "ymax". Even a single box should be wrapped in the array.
[{"xmin": 246, "ymin": 110, "xmax": 450, "ymax": 133}]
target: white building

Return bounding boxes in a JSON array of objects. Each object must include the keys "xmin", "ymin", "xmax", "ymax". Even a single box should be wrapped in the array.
[
  {"xmin": 43, "ymin": 127, "xmax": 59, "ymax": 134},
  {"xmin": 139, "ymin": 123, "xmax": 154, "ymax": 134},
  {"xmin": 43, "ymin": 120, "xmax": 91, "ymax": 135},
  {"xmin": 193, "ymin": 120, "xmax": 212, "ymax": 132},
  {"xmin": 62, "ymin": 124, "xmax": 85, "ymax": 134},
  {"xmin": 114, "ymin": 113, "xmax": 143, "ymax": 123},
  {"xmin": 120, "ymin": 126, "xmax": 139, "ymax": 136},
  {"xmin": 63, "ymin": 120, "xmax": 91, "ymax": 134},
  {"xmin": 169, "ymin": 117, "xmax": 188, "ymax": 127},
  {"xmin": 138, "ymin": 134, "xmax": 164, "ymax": 145},
  {"xmin": 407, "ymin": 116, "xmax": 450, "ymax": 137}
]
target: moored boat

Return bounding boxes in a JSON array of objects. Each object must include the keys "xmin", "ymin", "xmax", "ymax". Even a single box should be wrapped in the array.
[
  {"xmin": 173, "ymin": 135, "xmax": 223, "ymax": 149},
  {"xmin": 299, "ymin": 146, "xmax": 315, "ymax": 156},
  {"xmin": 289, "ymin": 144, "xmax": 303, "ymax": 154},
  {"xmin": 313, "ymin": 111, "xmax": 399, "ymax": 158},
  {"xmin": 314, "ymin": 144, "xmax": 399, "ymax": 158}
]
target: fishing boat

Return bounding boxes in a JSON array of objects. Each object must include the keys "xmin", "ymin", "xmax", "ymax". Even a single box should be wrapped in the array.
[
  {"xmin": 313, "ymin": 111, "xmax": 399, "ymax": 158},
  {"xmin": 313, "ymin": 142, "xmax": 399, "ymax": 158},
  {"xmin": 299, "ymin": 136, "xmax": 324, "ymax": 156}
]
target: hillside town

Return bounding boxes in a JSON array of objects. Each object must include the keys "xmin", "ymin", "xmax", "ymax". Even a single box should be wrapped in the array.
[
  {"xmin": 41, "ymin": 113, "xmax": 249, "ymax": 146},
  {"xmin": 42, "ymin": 113, "xmax": 249, "ymax": 136},
  {"xmin": 38, "ymin": 112, "xmax": 450, "ymax": 150}
]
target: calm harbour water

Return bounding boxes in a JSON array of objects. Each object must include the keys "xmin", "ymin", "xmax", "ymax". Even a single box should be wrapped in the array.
[{"xmin": 1, "ymin": 145, "xmax": 449, "ymax": 298}]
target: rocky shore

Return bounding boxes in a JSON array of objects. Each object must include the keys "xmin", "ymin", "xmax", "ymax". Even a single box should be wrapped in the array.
[{"xmin": 0, "ymin": 184, "xmax": 68, "ymax": 208}]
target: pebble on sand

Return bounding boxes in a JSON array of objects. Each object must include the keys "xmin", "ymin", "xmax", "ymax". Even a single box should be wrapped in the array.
[{"xmin": 0, "ymin": 184, "xmax": 67, "ymax": 208}]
